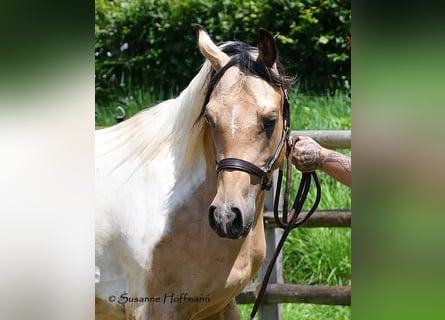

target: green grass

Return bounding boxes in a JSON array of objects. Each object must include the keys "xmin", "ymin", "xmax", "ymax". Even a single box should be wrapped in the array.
[
  {"xmin": 290, "ymin": 93, "xmax": 351, "ymax": 131},
  {"xmin": 95, "ymin": 88, "xmax": 166, "ymax": 127},
  {"xmin": 95, "ymin": 89, "xmax": 351, "ymax": 319},
  {"xmin": 239, "ymin": 304, "xmax": 351, "ymax": 320}
]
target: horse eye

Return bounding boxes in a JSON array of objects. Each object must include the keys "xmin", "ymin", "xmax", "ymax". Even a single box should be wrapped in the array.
[{"xmin": 263, "ymin": 116, "xmax": 277, "ymax": 131}]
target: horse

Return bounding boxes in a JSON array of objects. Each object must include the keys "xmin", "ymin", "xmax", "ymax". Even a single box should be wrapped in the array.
[{"xmin": 95, "ymin": 24, "xmax": 294, "ymax": 320}]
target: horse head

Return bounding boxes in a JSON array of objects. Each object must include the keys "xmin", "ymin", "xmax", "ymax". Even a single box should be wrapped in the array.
[{"xmin": 194, "ymin": 24, "xmax": 293, "ymax": 239}]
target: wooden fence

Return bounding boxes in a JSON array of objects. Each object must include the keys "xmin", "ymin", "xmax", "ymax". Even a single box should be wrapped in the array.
[{"xmin": 235, "ymin": 130, "xmax": 351, "ymax": 319}]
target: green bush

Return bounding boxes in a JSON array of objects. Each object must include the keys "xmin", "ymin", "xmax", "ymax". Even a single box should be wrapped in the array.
[{"xmin": 95, "ymin": 0, "xmax": 350, "ymax": 106}]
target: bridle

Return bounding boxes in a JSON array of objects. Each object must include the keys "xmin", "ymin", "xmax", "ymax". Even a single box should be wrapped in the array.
[
  {"xmin": 211, "ymin": 89, "xmax": 322, "ymax": 320},
  {"xmin": 203, "ymin": 67, "xmax": 322, "ymax": 319},
  {"xmin": 247, "ymin": 140, "xmax": 322, "ymax": 320},
  {"xmin": 215, "ymin": 90, "xmax": 290, "ymax": 191}
]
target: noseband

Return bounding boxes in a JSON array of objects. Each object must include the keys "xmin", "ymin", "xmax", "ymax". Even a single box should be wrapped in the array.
[{"xmin": 215, "ymin": 90, "xmax": 290, "ymax": 191}]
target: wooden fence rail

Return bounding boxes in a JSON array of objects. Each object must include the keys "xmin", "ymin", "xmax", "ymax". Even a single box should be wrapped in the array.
[
  {"xmin": 263, "ymin": 210, "xmax": 351, "ymax": 228},
  {"xmin": 236, "ymin": 283, "xmax": 351, "ymax": 306},
  {"xmin": 96, "ymin": 125, "xmax": 351, "ymax": 150},
  {"xmin": 291, "ymin": 130, "xmax": 351, "ymax": 149}
]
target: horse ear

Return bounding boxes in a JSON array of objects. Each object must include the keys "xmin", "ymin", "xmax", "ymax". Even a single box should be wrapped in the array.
[
  {"xmin": 256, "ymin": 28, "xmax": 277, "ymax": 68},
  {"xmin": 193, "ymin": 24, "xmax": 229, "ymax": 70}
]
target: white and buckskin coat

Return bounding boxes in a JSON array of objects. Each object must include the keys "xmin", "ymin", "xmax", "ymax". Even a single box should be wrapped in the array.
[{"xmin": 95, "ymin": 25, "xmax": 290, "ymax": 320}]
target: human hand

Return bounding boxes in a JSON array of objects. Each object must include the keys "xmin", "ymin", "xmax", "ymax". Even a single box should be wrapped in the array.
[
  {"xmin": 291, "ymin": 136, "xmax": 351, "ymax": 187},
  {"xmin": 291, "ymin": 136, "xmax": 326, "ymax": 172}
]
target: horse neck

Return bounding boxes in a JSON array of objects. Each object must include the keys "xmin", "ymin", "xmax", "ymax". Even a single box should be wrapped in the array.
[{"xmin": 96, "ymin": 62, "xmax": 212, "ymax": 181}]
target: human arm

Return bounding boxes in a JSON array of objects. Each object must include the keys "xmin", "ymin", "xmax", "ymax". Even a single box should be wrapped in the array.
[{"xmin": 291, "ymin": 136, "xmax": 351, "ymax": 187}]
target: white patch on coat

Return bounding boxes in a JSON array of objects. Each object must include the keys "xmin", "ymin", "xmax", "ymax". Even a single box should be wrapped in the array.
[
  {"xmin": 231, "ymin": 105, "xmax": 239, "ymax": 137},
  {"xmin": 95, "ymin": 62, "xmax": 211, "ymax": 304}
]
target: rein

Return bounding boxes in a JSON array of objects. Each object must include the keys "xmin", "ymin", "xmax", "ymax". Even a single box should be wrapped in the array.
[{"xmin": 248, "ymin": 137, "xmax": 321, "ymax": 320}]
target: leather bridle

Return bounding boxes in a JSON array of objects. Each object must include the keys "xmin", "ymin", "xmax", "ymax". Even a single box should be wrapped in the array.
[{"xmin": 215, "ymin": 90, "xmax": 290, "ymax": 191}]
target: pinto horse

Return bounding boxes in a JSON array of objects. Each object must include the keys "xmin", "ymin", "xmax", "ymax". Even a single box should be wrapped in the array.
[{"xmin": 95, "ymin": 25, "xmax": 294, "ymax": 320}]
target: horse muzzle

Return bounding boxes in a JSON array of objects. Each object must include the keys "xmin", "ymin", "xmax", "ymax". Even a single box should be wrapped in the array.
[{"xmin": 208, "ymin": 203, "xmax": 253, "ymax": 239}]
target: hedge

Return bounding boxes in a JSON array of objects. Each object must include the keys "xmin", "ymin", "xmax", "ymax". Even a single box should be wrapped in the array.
[{"xmin": 95, "ymin": 0, "xmax": 350, "ymax": 106}]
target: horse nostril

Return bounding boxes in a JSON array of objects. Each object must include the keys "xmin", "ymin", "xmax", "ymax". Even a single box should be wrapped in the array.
[
  {"xmin": 208, "ymin": 205, "xmax": 217, "ymax": 229},
  {"xmin": 208, "ymin": 204, "xmax": 246, "ymax": 238},
  {"xmin": 231, "ymin": 206, "xmax": 243, "ymax": 231}
]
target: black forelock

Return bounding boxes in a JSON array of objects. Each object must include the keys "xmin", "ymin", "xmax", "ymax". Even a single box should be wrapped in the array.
[
  {"xmin": 218, "ymin": 41, "xmax": 294, "ymax": 89},
  {"xmin": 197, "ymin": 41, "xmax": 295, "ymax": 120}
]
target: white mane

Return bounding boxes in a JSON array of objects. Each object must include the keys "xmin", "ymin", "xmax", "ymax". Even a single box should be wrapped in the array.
[{"xmin": 96, "ymin": 61, "xmax": 212, "ymax": 181}]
